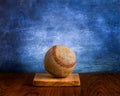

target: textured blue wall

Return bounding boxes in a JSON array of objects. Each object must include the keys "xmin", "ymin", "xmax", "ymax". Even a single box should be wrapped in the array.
[{"xmin": 0, "ymin": 0, "xmax": 120, "ymax": 72}]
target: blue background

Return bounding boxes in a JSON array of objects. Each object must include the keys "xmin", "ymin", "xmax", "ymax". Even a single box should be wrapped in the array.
[{"xmin": 0, "ymin": 0, "xmax": 120, "ymax": 72}]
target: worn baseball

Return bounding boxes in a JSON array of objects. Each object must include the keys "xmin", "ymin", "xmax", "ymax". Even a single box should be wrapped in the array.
[{"xmin": 44, "ymin": 45, "xmax": 76, "ymax": 78}]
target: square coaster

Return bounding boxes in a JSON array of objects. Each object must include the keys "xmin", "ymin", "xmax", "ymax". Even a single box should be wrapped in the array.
[{"xmin": 33, "ymin": 73, "xmax": 80, "ymax": 86}]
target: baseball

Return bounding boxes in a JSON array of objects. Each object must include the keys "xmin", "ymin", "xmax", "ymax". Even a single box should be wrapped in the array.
[{"xmin": 44, "ymin": 45, "xmax": 76, "ymax": 78}]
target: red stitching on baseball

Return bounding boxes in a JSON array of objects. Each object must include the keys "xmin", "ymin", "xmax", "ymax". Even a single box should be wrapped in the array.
[{"xmin": 52, "ymin": 46, "xmax": 76, "ymax": 68}]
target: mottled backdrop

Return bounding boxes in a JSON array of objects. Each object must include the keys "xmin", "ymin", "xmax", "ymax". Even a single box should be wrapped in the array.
[{"xmin": 0, "ymin": 0, "xmax": 120, "ymax": 72}]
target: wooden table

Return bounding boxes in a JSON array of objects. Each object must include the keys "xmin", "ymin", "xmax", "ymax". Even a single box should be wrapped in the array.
[{"xmin": 0, "ymin": 73, "xmax": 120, "ymax": 96}]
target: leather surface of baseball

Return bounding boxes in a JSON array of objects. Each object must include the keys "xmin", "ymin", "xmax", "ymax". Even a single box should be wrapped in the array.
[{"xmin": 44, "ymin": 45, "xmax": 76, "ymax": 78}]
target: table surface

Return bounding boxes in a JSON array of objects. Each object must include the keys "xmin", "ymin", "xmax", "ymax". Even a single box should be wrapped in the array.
[{"xmin": 0, "ymin": 73, "xmax": 120, "ymax": 96}]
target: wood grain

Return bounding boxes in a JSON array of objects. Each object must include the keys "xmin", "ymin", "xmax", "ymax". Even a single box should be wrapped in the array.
[
  {"xmin": 33, "ymin": 73, "xmax": 80, "ymax": 86},
  {"xmin": 0, "ymin": 73, "xmax": 120, "ymax": 96},
  {"xmin": 80, "ymin": 73, "xmax": 120, "ymax": 96}
]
